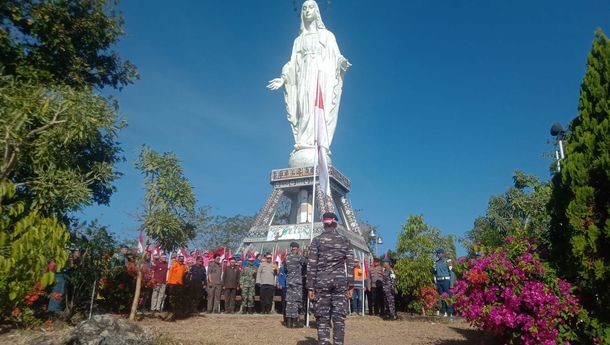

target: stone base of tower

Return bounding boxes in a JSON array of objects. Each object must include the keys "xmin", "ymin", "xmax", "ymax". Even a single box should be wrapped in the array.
[{"xmin": 241, "ymin": 165, "xmax": 370, "ymax": 257}]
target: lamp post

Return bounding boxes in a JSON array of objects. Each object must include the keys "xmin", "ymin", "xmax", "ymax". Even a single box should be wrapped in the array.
[
  {"xmin": 369, "ymin": 229, "xmax": 377, "ymax": 257},
  {"xmin": 368, "ymin": 229, "xmax": 384, "ymax": 258},
  {"xmin": 550, "ymin": 123, "xmax": 566, "ymax": 172}
]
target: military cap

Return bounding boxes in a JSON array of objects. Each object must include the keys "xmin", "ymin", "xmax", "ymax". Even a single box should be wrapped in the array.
[{"xmin": 322, "ymin": 212, "xmax": 338, "ymax": 225}]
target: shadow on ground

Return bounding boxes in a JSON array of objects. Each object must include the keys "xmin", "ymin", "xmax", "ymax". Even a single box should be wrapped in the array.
[
  {"xmin": 296, "ymin": 336, "xmax": 318, "ymax": 345},
  {"xmin": 434, "ymin": 326, "xmax": 499, "ymax": 345}
]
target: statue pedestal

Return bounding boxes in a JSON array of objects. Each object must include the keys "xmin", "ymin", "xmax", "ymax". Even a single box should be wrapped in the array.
[
  {"xmin": 241, "ymin": 165, "xmax": 370, "ymax": 256},
  {"xmin": 288, "ymin": 148, "xmax": 332, "ymax": 168}
]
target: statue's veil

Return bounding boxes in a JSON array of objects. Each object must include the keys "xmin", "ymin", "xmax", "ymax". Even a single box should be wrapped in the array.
[{"xmin": 299, "ymin": 0, "xmax": 326, "ymax": 33}]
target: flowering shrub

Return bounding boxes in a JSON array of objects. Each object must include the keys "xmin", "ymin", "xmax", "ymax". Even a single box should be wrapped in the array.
[
  {"xmin": 0, "ymin": 181, "xmax": 69, "ymax": 326},
  {"xmin": 418, "ymin": 286, "xmax": 439, "ymax": 315},
  {"xmin": 98, "ymin": 267, "xmax": 136, "ymax": 313},
  {"xmin": 97, "ymin": 260, "xmax": 155, "ymax": 312},
  {"xmin": 453, "ymin": 237, "xmax": 581, "ymax": 345}
]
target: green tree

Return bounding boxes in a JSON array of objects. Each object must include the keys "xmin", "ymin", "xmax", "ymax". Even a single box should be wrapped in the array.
[
  {"xmin": 549, "ymin": 29, "xmax": 610, "ymax": 340},
  {"xmin": 199, "ymin": 213, "xmax": 254, "ymax": 250},
  {"xmin": 394, "ymin": 215, "xmax": 440, "ymax": 312},
  {"xmin": 466, "ymin": 171, "xmax": 552, "ymax": 252},
  {"xmin": 0, "ymin": 74, "xmax": 123, "ymax": 217},
  {"xmin": 0, "ymin": 0, "xmax": 138, "ymax": 89},
  {"xmin": 130, "ymin": 146, "xmax": 197, "ymax": 320},
  {"xmin": 0, "ymin": 181, "xmax": 69, "ymax": 323}
]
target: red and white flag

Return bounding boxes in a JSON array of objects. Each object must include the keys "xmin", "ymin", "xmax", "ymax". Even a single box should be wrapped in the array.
[
  {"xmin": 180, "ymin": 247, "xmax": 189, "ymax": 258},
  {"xmin": 315, "ymin": 79, "xmax": 331, "ymax": 196},
  {"xmin": 137, "ymin": 230, "xmax": 144, "ymax": 254}
]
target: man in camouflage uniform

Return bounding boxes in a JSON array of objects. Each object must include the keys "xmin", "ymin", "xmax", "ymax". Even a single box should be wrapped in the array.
[
  {"xmin": 382, "ymin": 258, "xmax": 397, "ymax": 320},
  {"xmin": 284, "ymin": 241, "xmax": 307, "ymax": 328},
  {"xmin": 308, "ymin": 212, "xmax": 354, "ymax": 345},
  {"xmin": 240, "ymin": 256, "xmax": 257, "ymax": 314}
]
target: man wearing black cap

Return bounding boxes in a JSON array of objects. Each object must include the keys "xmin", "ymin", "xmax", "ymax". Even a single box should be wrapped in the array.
[
  {"xmin": 368, "ymin": 257, "xmax": 384, "ymax": 316},
  {"xmin": 434, "ymin": 248, "xmax": 453, "ymax": 317},
  {"xmin": 257, "ymin": 252, "xmax": 277, "ymax": 313},
  {"xmin": 307, "ymin": 212, "xmax": 354, "ymax": 345},
  {"xmin": 382, "ymin": 258, "xmax": 397, "ymax": 320},
  {"xmin": 284, "ymin": 241, "xmax": 307, "ymax": 327}
]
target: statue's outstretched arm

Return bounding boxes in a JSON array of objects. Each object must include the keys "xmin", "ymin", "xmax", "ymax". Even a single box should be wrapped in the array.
[{"xmin": 267, "ymin": 77, "xmax": 284, "ymax": 91}]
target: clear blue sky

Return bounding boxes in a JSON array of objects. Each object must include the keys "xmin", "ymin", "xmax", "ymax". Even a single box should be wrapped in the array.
[{"xmin": 80, "ymin": 0, "xmax": 609, "ymax": 257}]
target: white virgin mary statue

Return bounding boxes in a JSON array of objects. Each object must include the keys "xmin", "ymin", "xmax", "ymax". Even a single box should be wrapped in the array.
[{"xmin": 268, "ymin": 0, "xmax": 350, "ymax": 167}]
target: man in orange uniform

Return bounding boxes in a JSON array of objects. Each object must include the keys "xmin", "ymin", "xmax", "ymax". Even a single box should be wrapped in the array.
[
  {"xmin": 166, "ymin": 255, "xmax": 188, "ymax": 320},
  {"xmin": 351, "ymin": 258, "xmax": 367, "ymax": 315}
]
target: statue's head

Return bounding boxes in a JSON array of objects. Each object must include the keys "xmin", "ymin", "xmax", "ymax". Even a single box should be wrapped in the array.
[{"xmin": 300, "ymin": 0, "xmax": 325, "ymax": 33}]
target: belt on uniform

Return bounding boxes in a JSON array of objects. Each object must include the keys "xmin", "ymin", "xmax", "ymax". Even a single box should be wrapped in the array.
[{"xmin": 436, "ymin": 276, "xmax": 451, "ymax": 280}]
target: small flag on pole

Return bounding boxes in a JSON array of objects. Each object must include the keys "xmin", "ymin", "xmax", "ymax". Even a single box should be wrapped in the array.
[
  {"xmin": 137, "ymin": 230, "xmax": 144, "ymax": 254},
  {"xmin": 179, "ymin": 247, "xmax": 189, "ymax": 258}
]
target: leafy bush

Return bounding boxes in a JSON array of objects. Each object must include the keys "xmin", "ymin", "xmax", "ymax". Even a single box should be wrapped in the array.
[
  {"xmin": 0, "ymin": 182, "xmax": 69, "ymax": 325},
  {"xmin": 453, "ymin": 236, "xmax": 581, "ymax": 345},
  {"xmin": 394, "ymin": 215, "xmax": 455, "ymax": 312},
  {"xmin": 64, "ymin": 221, "xmax": 118, "ymax": 313}
]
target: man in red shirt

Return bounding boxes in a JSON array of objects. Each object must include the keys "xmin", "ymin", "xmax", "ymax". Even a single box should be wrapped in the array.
[{"xmin": 151, "ymin": 254, "xmax": 169, "ymax": 312}]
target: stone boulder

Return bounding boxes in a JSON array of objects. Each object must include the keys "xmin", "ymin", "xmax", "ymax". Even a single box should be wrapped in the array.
[{"xmin": 28, "ymin": 315, "xmax": 156, "ymax": 345}]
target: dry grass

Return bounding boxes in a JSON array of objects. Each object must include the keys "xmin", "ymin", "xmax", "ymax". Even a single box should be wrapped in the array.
[
  {"xmin": 142, "ymin": 313, "xmax": 491, "ymax": 345},
  {"xmin": 0, "ymin": 313, "xmax": 493, "ymax": 345}
]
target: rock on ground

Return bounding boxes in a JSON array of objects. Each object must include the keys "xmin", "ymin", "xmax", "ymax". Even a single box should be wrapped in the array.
[{"xmin": 22, "ymin": 314, "xmax": 156, "ymax": 345}]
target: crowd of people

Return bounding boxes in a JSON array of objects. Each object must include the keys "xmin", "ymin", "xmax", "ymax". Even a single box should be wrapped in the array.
[
  {"xmin": 53, "ymin": 211, "xmax": 456, "ymax": 345},
  {"xmin": 115, "ymin": 244, "xmax": 402, "ymax": 324},
  {"xmin": 102, "ymin": 239, "xmax": 456, "ymax": 327}
]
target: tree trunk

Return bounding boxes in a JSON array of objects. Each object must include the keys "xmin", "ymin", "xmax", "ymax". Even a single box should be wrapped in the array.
[{"xmin": 129, "ymin": 268, "xmax": 143, "ymax": 321}]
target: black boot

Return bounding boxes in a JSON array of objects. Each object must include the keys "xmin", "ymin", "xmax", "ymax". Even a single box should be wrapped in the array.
[
  {"xmin": 248, "ymin": 307, "xmax": 254, "ymax": 314},
  {"xmin": 293, "ymin": 317, "xmax": 301, "ymax": 328},
  {"xmin": 288, "ymin": 318, "xmax": 294, "ymax": 328}
]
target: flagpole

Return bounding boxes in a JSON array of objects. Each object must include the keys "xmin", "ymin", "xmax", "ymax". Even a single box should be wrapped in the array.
[
  {"xmin": 362, "ymin": 252, "xmax": 366, "ymax": 315},
  {"xmin": 306, "ymin": 75, "xmax": 322, "ymax": 329}
]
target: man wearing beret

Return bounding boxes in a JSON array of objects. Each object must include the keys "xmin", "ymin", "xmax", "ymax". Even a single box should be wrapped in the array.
[
  {"xmin": 382, "ymin": 258, "xmax": 397, "ymax": 320},
  {"xmin": 307, "ymin": 212, "xmax": 354, "ymax": 345},
  {"xmin": 240, "ymin": 256, "xmax": 257, "ymax": 314},
  {"xmin": 284, "ymin": 241, "xmax": 307, "ymax": 327},
  {"xmin": 434, "ymin": 248, "xmax": 453, "ymax": 317}
]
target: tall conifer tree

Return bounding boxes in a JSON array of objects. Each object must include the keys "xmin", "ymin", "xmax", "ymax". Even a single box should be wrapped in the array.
[{"xmin": 549, "ymin": 29, "xmax": 610, "ymax": 329}]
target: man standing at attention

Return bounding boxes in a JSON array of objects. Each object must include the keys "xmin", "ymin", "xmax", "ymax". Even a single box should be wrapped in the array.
[
  {"xmin": 351, "ymin": 258, "xmax": 367, "ymax": 315},
  {"xmin": 222, "ymin": 257, "xmax": 241, "ymax": 313},
  {"xmin": 207, "ymin": 254, "xmax": 222, "ymax": 313},
  {"xmin": 240, "ymin": 256, "xmax": 257, "ymax": 314},
  {"xmin": 434, "ymin": 248, "xmax": 454, "ymax": 317},
  {"xmin": 308, "ymin": 212, "xmax": 354, "ymax": 345},
  {"xmin": 284, "ymin": 241, "xmax": 307, "ymax": 327},
  {"xmin": 257, "ymin": 253, "xmax": 277, "ymax": 314},
  {"xmin": 166, "ymin": 255, "xmax": 188, "ymax": 320},
  {"xmin": 382, "ymin": 258, "xmax": 397, "ymax": 320},
  {"xmin": 368, "ymin": 258, "xmax": 384, "ymax": 316},
  {"xmin": 150, "ymin": 254, "xmax": 168, "ymax": 313},
  {"xmin": 186, "ymin": 256, "xmax": 206, "ymax": 314}
]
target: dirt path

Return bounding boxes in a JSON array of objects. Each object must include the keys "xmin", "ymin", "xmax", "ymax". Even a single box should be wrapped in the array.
[{"xmin": 143, "ymin": 313, "xmax": 491, "ymax": 345}]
